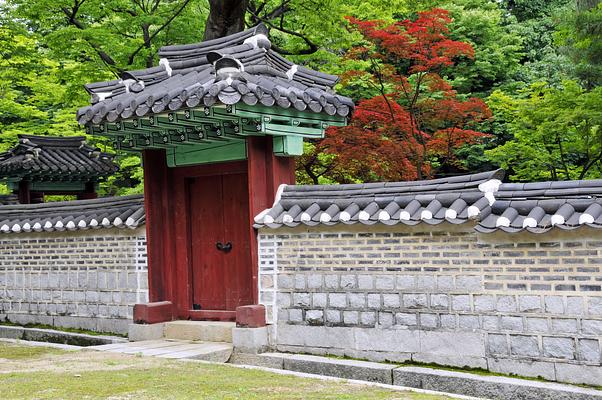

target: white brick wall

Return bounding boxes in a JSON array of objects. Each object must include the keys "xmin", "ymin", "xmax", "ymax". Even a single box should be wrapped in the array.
[
  {"xmin": 258, "ymin": 224, "xmax": 602, "ymax": 386},
  {"xmin": 0, "ymin": 227, "xmax": 148, "ymax": 334}
]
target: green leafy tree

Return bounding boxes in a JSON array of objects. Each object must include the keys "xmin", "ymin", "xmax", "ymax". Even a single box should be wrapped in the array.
[{"xmin": 486, "ymin": 81, "xmax": 602, "ymax": 181}]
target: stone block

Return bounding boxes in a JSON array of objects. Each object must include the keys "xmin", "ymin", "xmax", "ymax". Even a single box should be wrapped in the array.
[
  {"xmin": 510, "ymin": 335, "xmax": 540, "ymax": 357},
  {"xmin": 456, "ymin": 275, "xmax": 481, "ymax": 291},
  {"xmin": 430, "ymin": 294, "xmax": 449, "ymax": 310},
  {"xmin": 415, "ymin": 276, "xmax": 436, "ymax": 291},
  {"xmin": 324, "ymin": 275, "xmax": 338, "ymax": 289},
  {"xmin": 325, "ymin": 309, "xmax": 341, "ymax": 324},
  {"xmin": 419, "ymin": 331, "xmax": 486, "ymax": 358},
  {"xmin": 518, "ymin": 295, "xmax": 542, "ymax": 312},
  {"xmin": 458, "ymin": 315, "xmax": 480, "ymax": 330},
  {"xmin": 360, "ymin": 312, "xmax": 376, "ymax": 326},
  {"xmin": 440, "ymin": 314, "xmax": 457, "ymax": 329},
  {"xmin": 496, "ymin": 295, "xmax": 517, "ymax": 312},
  {"xmin": 340, "ymin": 275, "xmax": 357, "ymax": 289},
  {"xmin": 276, "ymin": 292, "xmax": 291, "ymax": 308},
  {"xmin": 96, "ymin": 318, "xmax": 129, "ymax": 334},
  {"xmin": 396, "ymin": 275, "xmax": 415, "ymax": 290},
  {"xmin": 487, "ymin": 358, "xmax": 556, "ymax": 380},
  {"xmin": 375, "ymin": 276, "xmax": 395, "ymax": 290},
  {"xmin": 306, "ymin": 309, "xmax": 324, "ymax": 325},
  {"xmin": 230, "ymin": 352, "xmax": 285, "ymax": 369},
  {"xmin": 377, "ymin": 312, "xmax": 393, "ymax": 328},
  {"xmin": 394, "ymin": 365, "xmax": 602, "ymax": 400},
  {"xmin": 382, "ymin": 294, "xmax": 400, "ymax": 308},
  {"xmin": 526, "ymin": 317, "xmax": 549, "ymax": 333},
  {"xmin": 292, "ymin": 293, "xmax": 310, "ymax": 307},
  {"xmin": 357, "ymin": 275, "xmax": 373, "ymax": 290},
  {"xmin": 282, "ymin": 353, "xmax": 396, "ymax": 384},
  {"xmin": 312, "ymin": 293, "xmax": 327, "ymax": 308},
  {"xmin": 544, "ymin": 296, "xmax": 564, "ymax": 314},
  {"xmin": 294, "ymin": 275, "xmax": 306, "ymax": 290},
  {"xmin": 474, "ymin": 295, "xmax": 495, "ymax": 312},
  {"xmin": 277, "ymin": 324, "xmax": 354, "ymax": 349},
  {"xmin": 128, "ymin": 323, "xmax": 164, "ymax": 341},
  {"xmin": 402, "ymin": 293, "xmax": 427, "ymax": 309},
  {"xmin": 578, "ymin": 338, "xmax": 601, "ymax": 362},
  {"xmin": 589, "ymin": 297, "xmax": 602, "ymax": 316},
  {"xmin": 277, "ymin": 275, "xmax": 293, "ymax": 289},
  {"xmin": 343, "ymin": 311, "xmax": 359, "ymax": 325},
  {"xmin": 551, "ymin": 318, "xmax": 578, "ymax": 334},
  {"xmin": 566, "ymin": 297, "xmax": 584, "ymax": 316},
  {"xmin": 354, "ymin": 327, "xmax": 420, "ymax": 353},
  {"xmin": 367, "ymin": 293, "xmax": 381, "ymax": 308},
  {"xmin": 0, "ymin": 325, "xmax": 24, "ymax": 339},
  {"xmin": 501, "ymin": 316, "xmax": 523, "ymax": 331},
  {"xmin": 232, "ymin": 327, "xmax": 269, "ymax": 354},
  {"xmin": 289, "ymin": 309, "xmax": 303, "ymax": 322},
  {"xmin": 451, "ymin": 295, "xmax": 471, "ymax": 311},
  {"xmin": 582, "ymin": 319, "xmax": 602, "ymax": 335},
  {"xmin": 420, "ymin": 313, "xmax": 438, "ymax": 328},
  {"xmin": 437, "ymin": 275, "xmax": 454, "ymax": 291},
  {"xmin": 542, "ymin": 337, "xmax": 575, "ymax": 359},
  {"xmin": 307, "ymin": 274, "xmax": 323, "ymax": 289},
  {"xmin": 395, "ymin": 312, "xmax": 417, "ymax": 326},
  {"xmin": 555, "ymin": 363, "xmax": 602, "ymax": 386},
  {"xmin": 348, "ymin": 293, "xmax": 366, "ymax": 308},
  {"xmin": 487, "ymin": 333, "xmax": 508, "ymax": 355},
  {"xmin": 328, "ymin": 293, "xmax": 346, "ymax": 308}
]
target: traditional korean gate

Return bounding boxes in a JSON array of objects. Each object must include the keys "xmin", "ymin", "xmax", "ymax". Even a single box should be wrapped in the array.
[{"xmin": 188, "ymin": 171, "xmax": 253, "ymax": 318}]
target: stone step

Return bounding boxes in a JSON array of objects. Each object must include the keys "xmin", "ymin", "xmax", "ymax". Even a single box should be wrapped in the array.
[
  {"xmin": 89, "ymin": 339, "xmax": 233, "ymax": 362},
  {"xmin": 163, "ymin": 320, "xmax": 235, "ymax": 343}
]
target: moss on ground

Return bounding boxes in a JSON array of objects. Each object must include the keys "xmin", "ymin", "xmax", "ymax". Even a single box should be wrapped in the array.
[{"xmin": 0, "ymin": 320, "xmax": 126, "ymax": 338}]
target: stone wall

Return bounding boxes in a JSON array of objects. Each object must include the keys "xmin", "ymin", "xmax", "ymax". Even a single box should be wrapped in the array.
[
  {"xmin": 258, "ymin": 223, "xmax": 602, "ymax": 386},
  {"xmin": 0, "ymin": 227, "xmax": 148, "ymax": 334}
]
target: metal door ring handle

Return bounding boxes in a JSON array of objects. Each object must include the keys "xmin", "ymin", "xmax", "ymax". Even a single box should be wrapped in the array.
[{"xmin": 216, "ymin": 241, "xmax": 232, "ymax": 253}]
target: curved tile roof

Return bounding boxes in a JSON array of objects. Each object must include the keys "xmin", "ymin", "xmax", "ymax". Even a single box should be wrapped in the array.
[
  {"xmin": 477, "ymin": 180, "xmax": 602, "ymax": 233},
  {"xmin": 0, "ymin": 195, "xmax": 144, "ymax": 234},
  {"xmin": 254, "ymin": 170, "xmax": 504, "ymax": 228},
  {"xmin": 77, "ymin": 24, "xmax": 353, "ymax": 125},
  {"xmin": 0, "ymin": 135, "xmax": 118, "ymax": 181},
  {"xmin": 255, "ymin": 171, "xmax": 602, "ymax": 234}
]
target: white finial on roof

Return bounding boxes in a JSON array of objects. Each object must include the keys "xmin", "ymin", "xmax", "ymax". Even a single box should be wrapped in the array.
[
  {"xmin": 286, "ymin": 65, "xmax": 298, "ymax": 80},
  {"xmin": 523, "ymin": 218, "xmax": 537, "ymax": 228},
  {"xmin": 378, "ymin": 211, "xmax": 390, "ymax": 221},
  {"xmin": 159, "ymin": 58, "xmax": 172, "ymax": 77},
  {"xmin": 445, "ymin": 209, "xmax": 457, "ymax": 219},
  {"xmin": 319, "ymin": 213, "xmax": 331, "ymax": 223},
  {"xmin": 243, "ymin": 34, "xmax": 271, "ymax": 50},
  {"xmin": 282, "ymin": 214, "xmax": 294, "ymax": 224}
]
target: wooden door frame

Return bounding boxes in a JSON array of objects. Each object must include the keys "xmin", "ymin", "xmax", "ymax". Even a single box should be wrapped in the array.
[{"xmin": 140, "ymin": 137, "xmax": 295, "ymax": 322}]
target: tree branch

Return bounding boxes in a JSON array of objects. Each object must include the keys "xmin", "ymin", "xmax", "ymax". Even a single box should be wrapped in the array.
[{"xmin": 126, "ymin": 0, "xmax": 193, "ymax": 66}]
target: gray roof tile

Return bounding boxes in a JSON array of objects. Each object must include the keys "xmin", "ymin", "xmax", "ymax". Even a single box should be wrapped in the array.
[
  {"xmin": 78, "ymin": 24, "xmax": 352, "ymax": 125},
  {"xmin": 0, "ymin": 195, "xmax": 144, "ymax": 234}
]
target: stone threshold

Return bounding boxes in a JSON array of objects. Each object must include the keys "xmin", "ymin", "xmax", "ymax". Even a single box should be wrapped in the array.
[{"xmin": 230, "ymin": 352, "xmax": 602, "ymax": 400}]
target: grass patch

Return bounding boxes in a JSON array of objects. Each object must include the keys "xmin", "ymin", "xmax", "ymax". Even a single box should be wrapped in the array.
[
  {"xmin": 0, "ymin": 342, "xmax": 66, "ymax": 360},
  {"xmin": 0, "ymin": 344, "xmax": 454, "ymax": 400}
]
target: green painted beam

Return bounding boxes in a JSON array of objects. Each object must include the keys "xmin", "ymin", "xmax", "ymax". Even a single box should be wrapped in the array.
[{"xmin": 166, "ymin": 141, "xmax": 247, "ymax": 167}]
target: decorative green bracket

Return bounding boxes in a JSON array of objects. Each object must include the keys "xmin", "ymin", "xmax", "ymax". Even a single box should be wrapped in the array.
[{"xmin": 86, "ymin": 104, "xmax": 347, "ymax": 166}]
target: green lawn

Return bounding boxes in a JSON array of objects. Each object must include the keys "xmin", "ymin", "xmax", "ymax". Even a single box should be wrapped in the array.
[{"xmin": 0, "ymin": 342, "xmax": 453, "ymax": 400}]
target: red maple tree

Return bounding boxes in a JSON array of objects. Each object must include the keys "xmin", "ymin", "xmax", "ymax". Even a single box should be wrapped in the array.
[{"xmin": 299, "ymin": 9, "xmax": 492, "ymax": 183}]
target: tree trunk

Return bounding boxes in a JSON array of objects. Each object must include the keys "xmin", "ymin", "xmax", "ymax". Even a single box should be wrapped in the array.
[{"xmin": 204, "ymin": 0, "xmax": 248, "ymax": 41}]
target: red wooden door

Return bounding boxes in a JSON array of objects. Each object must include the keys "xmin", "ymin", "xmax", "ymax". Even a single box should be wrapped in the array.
[{"xmin": 189, "ymin": 173, "xmax": 253, "ymax": 312}]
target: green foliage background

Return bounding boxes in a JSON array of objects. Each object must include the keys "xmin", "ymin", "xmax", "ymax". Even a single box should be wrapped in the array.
[{"xmin": 0, "ymin": 0, "xmax": 600, "ymax": 193}]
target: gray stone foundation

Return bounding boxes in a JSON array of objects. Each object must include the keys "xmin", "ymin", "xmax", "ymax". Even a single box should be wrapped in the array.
[{"xmin": 258, "ymin": 224, "xmax": 602, "ymax": 386}]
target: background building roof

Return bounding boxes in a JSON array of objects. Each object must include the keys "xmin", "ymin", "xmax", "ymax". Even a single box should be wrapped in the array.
[{"xmin": 0, "ymin": 135, "xmax": 118, "ymax": 182}]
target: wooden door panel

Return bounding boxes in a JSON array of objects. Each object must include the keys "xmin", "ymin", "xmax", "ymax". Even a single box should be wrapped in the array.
[
  {"xmin": 222, "ymin": 173, "xmax": 253, "ymax": 309},
  {"xmin": 190, "ymin": 175, "xmax": 226, "ymax": 310},
  {"xmin": 189, "ymin": 172, "xmax": 253, "ymax": 312}
]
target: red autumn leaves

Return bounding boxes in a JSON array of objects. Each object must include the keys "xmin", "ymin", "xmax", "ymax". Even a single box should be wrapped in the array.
[{"xmin": 305, "ymin": 9, "xmax": 491, "ymax": 183}]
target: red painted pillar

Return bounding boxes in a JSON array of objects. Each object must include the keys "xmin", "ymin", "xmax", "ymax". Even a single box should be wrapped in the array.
[
  {"xmin": 247, "ymin": 136, "xmax": 295, "ymax": 304},
  {"xmin": 142, "ymin": 149, "xmax": 172, "ymax": 304},
  {"xmin": 77, "ymin": 181, "xmax": 98, "ymax": 200},
  {"xmin": 17, "ymin": 181, "xmax": 31, "ymax": 204}
]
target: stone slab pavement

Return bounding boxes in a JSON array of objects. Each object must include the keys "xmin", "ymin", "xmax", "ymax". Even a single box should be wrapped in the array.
[{"xmin": 88, "ymin": 339, "xmax": 233, "ymax": 362}]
